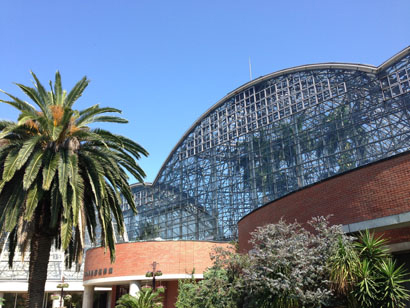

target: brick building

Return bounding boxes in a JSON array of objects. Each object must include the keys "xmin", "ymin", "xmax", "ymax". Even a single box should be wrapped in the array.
[
  {"xmin": 82, "ymin": 46, "xmax": 410, "ymax": 308},
  {"xmin": 1, "ymin": 47, "xmax": 409, "ymax": 308},
  {"xmin": 82, "ymin": 241, "xmax": 231, "ymax": 308}
]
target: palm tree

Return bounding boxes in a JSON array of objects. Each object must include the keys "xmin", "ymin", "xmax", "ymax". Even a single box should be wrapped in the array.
[{"xmin": 0, "ymin": 71, "xmax": 148, "ymax": 308}]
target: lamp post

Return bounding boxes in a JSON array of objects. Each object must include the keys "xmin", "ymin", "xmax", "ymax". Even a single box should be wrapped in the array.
[
  {"xmin": 145, "ymin": 261, "xmax": 162, "ymax": 290},
  {"xmin": 56, "ymin": 277, "xmax": 69, "ymax": 308}
]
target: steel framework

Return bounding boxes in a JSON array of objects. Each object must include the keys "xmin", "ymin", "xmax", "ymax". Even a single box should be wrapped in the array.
[
  {"xmin": 2, "ymin": 48, "xmax": 408, "ymax": 282},
  {"xmin": 124, "ymin": 48, "xmax": 410, "ymax": 241}
]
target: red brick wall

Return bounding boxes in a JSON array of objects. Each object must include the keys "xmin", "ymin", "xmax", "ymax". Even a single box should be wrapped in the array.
[
  {"xmin": 84, "ymin": 241, "xmax": 231, "ymax": 281},
  {"xmin": 165, "ymin": 281, "xmax": 179, "ymax": 308},
  {"xmin": 238, "ymin": 153, "xmax": 410, "ymax": 252},
  {"xmin": 378, "ymin": 227, "xmax": 410, "ymax": 245}
]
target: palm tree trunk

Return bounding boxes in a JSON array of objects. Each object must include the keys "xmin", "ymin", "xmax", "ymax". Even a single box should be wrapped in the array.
[
  {"xmin": 26, "ymin": 201, "xmax": 56, "ymax": 308},
  {"xmin": 26, "ymin": 230, "xmax": 53, "ymax": 308}
]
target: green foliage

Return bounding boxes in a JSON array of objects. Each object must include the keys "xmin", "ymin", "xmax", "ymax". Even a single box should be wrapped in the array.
[
  {"xmin": 329, "ymin": 229, "xmax": 410, "ymax": 308},
  {"xmin": 243, "ymin": 217, "xmax": 344, "ymax": 308},
  {"xmin": 328, "ymin": 235, "xmax": 358, "ymax": 296},
  {"xmin": 355, "ymin": 229, "xmax": 389, "ymax": 263},
  {"xmin": 0, "ymin": 72, "xmax": 148, "ymax": 306},
  {"xmin": 176, "ymin": 219, "xmax": 410, "ymax": 308},
  {"xmin": 377, "ymin": 258, "xmax": 410, "ymax": 308},
  {"xmin": 176, "ymin": 247, "xmax": 248, "ymax": 308},
  {"xmin": 351, "ymin": 231, "xmax": 410, "ymax": 308},
  {"xmin": 0, "ymin": 71, "xmax": 148, "ymax": 263},
  {"xmin": 175, "ymin": 269, "xmax": 239, "ymax": 308},
  {"xmin": 175, "ymin": 273, "xmax": 200, "ymax": 308},
  {"xmin": 116, "ymin": 287, "xmax": 164, "ymax": 308}
]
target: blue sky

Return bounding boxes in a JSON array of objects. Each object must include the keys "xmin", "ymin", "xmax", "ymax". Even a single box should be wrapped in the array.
[{"xmin": 0, "ymin": 0, "xmax": 409, "ymax": 183}]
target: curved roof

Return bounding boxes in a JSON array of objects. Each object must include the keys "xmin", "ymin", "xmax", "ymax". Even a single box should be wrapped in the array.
[{"xmin": 152, "ymin": 46, "xmax": 410, "ymax": 185}]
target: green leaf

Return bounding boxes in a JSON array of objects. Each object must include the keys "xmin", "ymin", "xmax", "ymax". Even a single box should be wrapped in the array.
[
  {"xmin": 75, "ymin": 106, "xmax": 122, "ymax": 128},
  {"xmin": 23, "ymin": 151, "xmax": 44, "ymax": 190},
  {"xmin": 14, "ymin": 83, "xmax": 50, "ymax": 117},
  {"xmin": 90, "ymin": 116, "xmax": 128, "ymax": 124},
  {"xmin": 16, "ymin": 136, "xmax": 41, "ymax": 170},
  {"xmin": 42, "ymin": 151, "xmax": 60, "ymax": 190},
  {"xmin": 24, "ymin": 182, "xmax": 42, "ymax": 220},
  {"xmin": 48, "ymin": 81, "xmax": 55, "ymax": 105},
  {"xmin": 54, "ymin": 108, "xmax": 74, "ymax": 142},
  {"xmin": 54, "ymin": 71, "xmax": 63, "ymax": 105},
  {"xmin": 68, "ymin": 154, "xmax": 80, "ymax": 225},
  {"xmin": 61, "ymin": 217, "xmax": 73, "ymax": 250},
  {"xmin": 0, "ymin": 90, "xmax": 36, "ymax": 112},
  {"xmin": 50, "ymin": 182, "xmax": 61, "ymax": 229},
  {"xmin": 4, "ymin": 185, "xmax": 24, "ymax": 231},
  {"xmin": 51, "ymin": 124, "xmax": 63, "ymax": 141},
  {"xmin": 65, "ymin": 76, "xmax": 89, "ymax": 108},
  {"xmin": 58, "ymin": 150, "xmax": 69, "ymax": 207},
  {"xmin": 17, "ymin": 110, "xmax": 38, "ymax": 126},
  {"xmin": 0, "ymin": 124, "xmax": 17, "ymax": 139},
  {"xmin": 2, "ymin": 148, "xmax": 20, "ymax": 182},
  {"xmin": 7, "ymin": 228, "xmax": 17, "ymax": 267},
  {"xmin": 31, "ymin": 71, "xmax": 51, "ymax": 107}
]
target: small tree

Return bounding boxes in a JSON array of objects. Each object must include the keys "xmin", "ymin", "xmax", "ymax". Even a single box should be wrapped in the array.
[
  {"xmin": 176, "ymin": 247, "xmax": 248, "ymax": 308},
  {"xmin": 116, "ymin": 287, "xmax": 164, "ymax": 308},
  {"xmin": 175, "ymin": 273, "xmax": 200, "ymax": 308}
]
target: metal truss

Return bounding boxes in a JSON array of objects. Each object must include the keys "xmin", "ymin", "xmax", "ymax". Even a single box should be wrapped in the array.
[
  {"xmin": 123, "ymin": 51, "xmax": 410, "ymax": 241},
  {"xmin": 2, "ymin": 51, "xmax": 408, "ymax": 281},
  {"xmin": 4, "ymin": 51, "xmax": 408, "ymax": 281}
]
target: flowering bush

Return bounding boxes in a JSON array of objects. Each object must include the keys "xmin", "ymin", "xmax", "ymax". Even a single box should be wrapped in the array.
[
  {"xmin": 244, "ymin": 217, "xmax": 345, "ymax": 307},
  {"xmin": 177, "ymin": 217, "xmax": 410, "ymax": 308}
]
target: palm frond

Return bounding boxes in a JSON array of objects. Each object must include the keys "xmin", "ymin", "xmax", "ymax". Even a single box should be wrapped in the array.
[
  {"xmin": 2, "ymin": 180, "xmax": 24, "ymax": 232},
  {"xmin": 65, "ymin": 76, "xmax": 89, "ymax": 108},
  {"xmin": 60, "ymin": 216, "xmax": 73, "ymax": 250},
  {"xmin": 2, "ymin": 148, "xmax": 20, "ymax": 182},
  {"xmin": 17, "ymin": 109, "xmax": 41, "ymax": 126},
  {"xmin": 23, "ymin": 151, "xmax": 44, "ymax": 190},
  {"xmin": 58, "ymin": 149, "xmax": 70, "ymax": 210},
  {"xmin": 54, "ymin": 71, "xmax": 64, "ymax": 106},
  {"xmin": 49, "ymin": 182, "xmax": 62, "ymax": 229},
  {"xmin": 14, "ymin": 83, "xmax": 50, "ymax": 117},
  {"xmin": 0, "ymin": 97, "xmax": 36, "ymax": 113},
  {"xmin": 7, "ymin": 228, "xmax": 17, "ymax": 268},
  {"xmin": 75, "ymin": 106, "xmax": 121, "ymax": 127},
  {"xmin": 89, "ymin": 116, "xmax": 128, "ymax": 124},
  {"xmin": 24, "ymin": 181, "xmax": 42, "ymax": 220},
  {"xmin": 30, "ymin": 71, "xmax": 51, "ymax": 107},
  {"xmin": 17, "ymin": 215, "xmax": 34, "ymax": 261},
  {"xmin": 0, "ymin": 123, "xmax": 18, "ymax": 139},
  {"xmin": 0, "ymin": 120, "xmax": 16, "ymax": 131},
  {"xmin": 42, "ymin": 151, "xmax": 60, "ymax": 190},
  {"xmin": 15, "ymin": 136, "xmax": 42, "ymax": 170}
]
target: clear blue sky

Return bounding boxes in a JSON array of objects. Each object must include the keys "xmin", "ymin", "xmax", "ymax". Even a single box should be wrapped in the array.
[{"xmin": 0, "ymin": 0, "xmax": 409, "ymax": 183}]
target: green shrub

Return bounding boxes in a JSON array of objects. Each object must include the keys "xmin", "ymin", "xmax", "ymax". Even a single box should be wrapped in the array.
[{"xmin": 115, "ymin": 287, "xmax": 164, "ymax": 308}]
